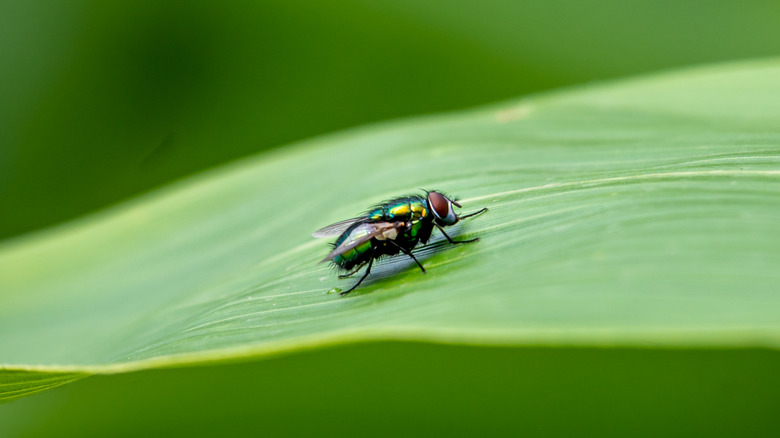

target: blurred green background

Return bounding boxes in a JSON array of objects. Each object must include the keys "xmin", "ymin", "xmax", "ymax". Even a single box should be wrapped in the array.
[
  {"xmin": 2, "ymin": 0, "xmax": 780, "ymax": 240},
  {"xmin": 4, "ymin": 344, "xmax": 780, "ymax": 437}
]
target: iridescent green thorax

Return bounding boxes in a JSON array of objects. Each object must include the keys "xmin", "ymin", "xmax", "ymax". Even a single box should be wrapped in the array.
[
  {"xmin": 369, "ymin": 196, "xmax": 430, "ymax": 244},
  {"xmin": 367, "ymin": 196, "xmax": 428, "ymax": 222}
]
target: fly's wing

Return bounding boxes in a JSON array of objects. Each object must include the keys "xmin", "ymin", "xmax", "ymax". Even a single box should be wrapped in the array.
[
  {"xmin": 312, "ymin": 218, "xmax": 364, "ymax": 238},
  {"xmin": 319, "ymin": 222, "xmax": 404, "ymax": 263}
]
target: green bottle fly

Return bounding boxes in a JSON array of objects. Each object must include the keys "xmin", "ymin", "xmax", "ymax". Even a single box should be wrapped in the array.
[{"xmin": 313, "ymin": 191, "xmax": 486, "ymax": 295}]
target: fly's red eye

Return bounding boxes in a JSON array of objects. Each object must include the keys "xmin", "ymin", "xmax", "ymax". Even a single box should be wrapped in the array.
[{"xmin": 427, "ymin": 191, "xmax": 451, "ymax": 220}]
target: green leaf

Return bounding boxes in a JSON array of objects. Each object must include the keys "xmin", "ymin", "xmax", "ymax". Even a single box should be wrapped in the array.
[{"xmin": 1, "ymin": 58, "xmax": 780, "ymax": 415}]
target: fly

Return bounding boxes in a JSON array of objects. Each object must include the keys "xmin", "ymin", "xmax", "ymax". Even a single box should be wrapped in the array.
[{"xmin": 313, "ymin": 190, "xmax": 487, "ymax": 295}]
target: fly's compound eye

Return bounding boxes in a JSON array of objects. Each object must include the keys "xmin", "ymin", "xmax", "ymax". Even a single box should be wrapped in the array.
[{"xmin": 428, "ymin": 191, "xmax": 458, "ymax": 225}]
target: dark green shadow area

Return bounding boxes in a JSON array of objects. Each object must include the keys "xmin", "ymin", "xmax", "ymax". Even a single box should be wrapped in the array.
[{"xmin": 2, "ymin": 343, "xmax": 779, "ymax": 437}]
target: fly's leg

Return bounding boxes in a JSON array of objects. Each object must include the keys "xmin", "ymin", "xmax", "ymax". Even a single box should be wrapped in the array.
[
  {"xmin": 436, "ymin": 206, "xmax": 486, "ymax": 244},
  {"xmin": 340, "ymin": 254, "xmax": 375, "ymax": 296},
  {"xmin": 338, "ymin": 263, "xmax": 365, "ymax": 279},
  {"xmin": 458, "ymin": 207, "xmax": 488, "ymax": 221},
  {"xmin": 436, "ymin": 224, "xmax": 479, "ymax": 244},
  {"xmin": 389, "ymin": 240, "xmax": 426, "ymax": 274}
]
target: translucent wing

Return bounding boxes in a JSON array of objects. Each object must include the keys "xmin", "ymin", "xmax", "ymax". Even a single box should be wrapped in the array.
[
  {"xmin": 319, "ymin": 222, "xmax": 405, "ymax": 263},
  {"xmin": 312, "ymin": 218, "xmax": 365, "ymax": 238}
]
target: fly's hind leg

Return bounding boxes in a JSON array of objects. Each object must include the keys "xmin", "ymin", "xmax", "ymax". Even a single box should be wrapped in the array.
[
  {"xmin": 340, "ymin": 252, "xmax": 375, "ymax": 296},
  {"xmin": 338, "ymin": 263, "xmax": 365, "ymax": 279}
]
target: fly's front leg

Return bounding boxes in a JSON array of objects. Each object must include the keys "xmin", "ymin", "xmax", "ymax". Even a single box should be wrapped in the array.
[
  {"xmin": 458, "ymin": 207, "xmax": 487, "ymax": 220},
  {"xmin": 436, "ymin": 224, "xmax": 479, "ymax": 245},
  {"xmin": 435, "ymin": 206, "xmax": 486, "ymax": 244}
]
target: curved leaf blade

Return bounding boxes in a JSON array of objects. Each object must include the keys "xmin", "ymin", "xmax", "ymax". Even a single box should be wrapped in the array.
[{"xmin": 1, "ymin": 60, "xmax": 779, "ymax": 401}]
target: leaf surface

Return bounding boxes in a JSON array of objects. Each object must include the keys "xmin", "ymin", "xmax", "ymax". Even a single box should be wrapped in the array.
[{"xmin": 1, "ymin": 60, "xmax": 780, "ymax": 400}]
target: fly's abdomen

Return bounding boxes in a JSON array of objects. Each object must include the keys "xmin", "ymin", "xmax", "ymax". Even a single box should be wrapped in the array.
[{"xmin": 332, "ymin": 223, "xmax": 374, "ymax": 270}]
